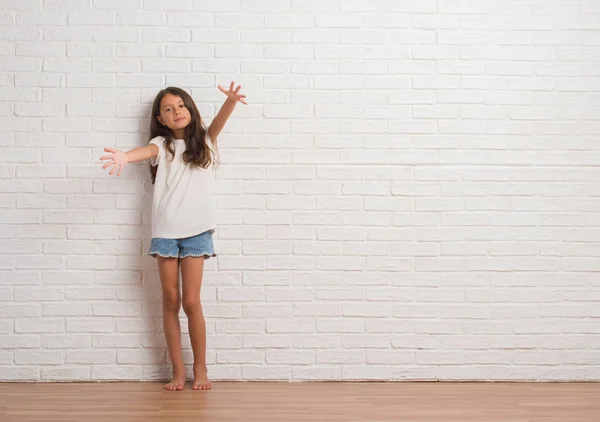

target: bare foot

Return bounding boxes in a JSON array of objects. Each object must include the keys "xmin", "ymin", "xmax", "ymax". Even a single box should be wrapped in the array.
[
  {"xmin": 165, "ymin": 366, "xmax": 186, "ymax": 391},
  {"xmin": 192, "ymin": 364, "xmax": 212, "ymax": 391}
]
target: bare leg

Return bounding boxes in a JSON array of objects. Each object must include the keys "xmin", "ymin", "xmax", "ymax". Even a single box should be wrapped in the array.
[
  {"xmin": 157, "ymin": 256, "xmax": 185, "ymax": 391},
  {"xmin": 181, "ymin": 256, "xmax": 211, "ymax": 391}
]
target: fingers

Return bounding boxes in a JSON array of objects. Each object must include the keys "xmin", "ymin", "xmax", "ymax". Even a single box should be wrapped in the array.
[
  {"xmin": 218, "ymin": 82, "xmax": 247, "ymax": 103},
  {"xmin": 114, "ymin": 164, "xmax": 124, "ymax": 176},
  {"xmin": 102, "ymin": 160, "xmax": 124, "ymax": 176},
  {"xmin": 237, "ymin": 92, "xmax": 248, "ymax": 104},
  {"xmin": 219, "ymin": 81, "xmax": 244, "ymax": 93},
  {"xmin": 109, "ymin": 164, "xmax": 123, "ymax": 176},
  {"xmin": 104, "ymin": 147, "xmax": 115, "ymax": 152}
]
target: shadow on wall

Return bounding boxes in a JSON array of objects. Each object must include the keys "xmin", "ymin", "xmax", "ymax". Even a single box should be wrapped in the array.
[{"xmin": 135, "ymin": 115, "xmax": 170, "ymax": 380}]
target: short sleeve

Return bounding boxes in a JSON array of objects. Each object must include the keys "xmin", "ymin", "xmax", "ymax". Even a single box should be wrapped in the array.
[
  {"xmin": 205, "ymin": 133, "xmax": 218, "ymax": 164},
  {"xmin": 148, "ymin": 136, "xmax": 165, "ymax": 167}
]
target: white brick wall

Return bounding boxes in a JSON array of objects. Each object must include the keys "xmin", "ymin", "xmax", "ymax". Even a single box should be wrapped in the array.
[{"xmin": 1, "ymin": 0, "xmax": 600, "ymax": 382}]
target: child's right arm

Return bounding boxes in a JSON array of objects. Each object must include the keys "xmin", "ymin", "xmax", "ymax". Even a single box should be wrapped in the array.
[{"xmin": 100, "ymin": 144, "xmax": 159, "ymax": 176}]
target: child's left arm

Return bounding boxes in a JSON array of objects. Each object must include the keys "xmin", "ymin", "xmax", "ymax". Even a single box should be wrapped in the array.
[{"xmin": 208, "ymin": 82, "xmax": 247, "ymax": 143}]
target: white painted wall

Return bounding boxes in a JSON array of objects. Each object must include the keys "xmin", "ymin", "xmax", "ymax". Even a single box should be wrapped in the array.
[{"xmin": 1, "ymin": 0, "xmax": 600, "ymax": 382}]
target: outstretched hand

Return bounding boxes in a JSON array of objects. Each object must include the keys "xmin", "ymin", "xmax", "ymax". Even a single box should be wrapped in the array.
[
  {"xmin": 100, "ymin": 148, "xmax": 128, "ymax": 176},
  {"xmin": 218, "ymin": 82, "xmax": 248, "ymax": 105}
]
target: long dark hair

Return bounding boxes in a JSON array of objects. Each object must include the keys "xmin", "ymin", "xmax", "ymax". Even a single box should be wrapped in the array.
[{"xmin": 149, "ymin": 87, "xmax": 216, "ymax": 184}]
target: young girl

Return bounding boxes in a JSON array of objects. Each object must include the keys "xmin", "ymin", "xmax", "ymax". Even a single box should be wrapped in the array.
[{"xmin": 100, "ymin": 83, "xmax": 247, "ymax": 391}]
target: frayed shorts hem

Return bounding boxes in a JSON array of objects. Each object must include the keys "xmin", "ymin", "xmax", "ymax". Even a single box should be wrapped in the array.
[{"xmin": 149, "ymin": 251, "xmax": 216, "ymax": 260}]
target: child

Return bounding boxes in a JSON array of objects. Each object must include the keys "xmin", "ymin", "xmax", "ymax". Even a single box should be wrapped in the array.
[{"xmin": 100, "ymin": 83, "xmax": 247, "ymax": 391}]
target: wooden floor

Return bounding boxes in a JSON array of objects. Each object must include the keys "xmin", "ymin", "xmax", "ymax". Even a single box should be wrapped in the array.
[{"xmin": 1, "ymin": 382, "xmax": 599, "ymax": 422}]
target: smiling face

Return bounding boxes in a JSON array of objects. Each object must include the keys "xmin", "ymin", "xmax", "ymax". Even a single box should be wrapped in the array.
[{"xmin": 156, "ymin": 93, "xmax": 192, "ymax": 139}]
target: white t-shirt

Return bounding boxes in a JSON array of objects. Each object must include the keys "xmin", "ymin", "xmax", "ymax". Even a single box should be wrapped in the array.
[{"xmin": 148, "ymin": 135, "xmax": 217, "ymax": 239}]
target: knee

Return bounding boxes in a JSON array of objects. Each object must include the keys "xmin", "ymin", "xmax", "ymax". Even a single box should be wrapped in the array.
[
  {"xmin": 162, "ymin": 291, "xmax": 181, "ymax": 313},
  {"xmin": 182, "ymin": 297, "xmax": 201, "ymax": 317}
]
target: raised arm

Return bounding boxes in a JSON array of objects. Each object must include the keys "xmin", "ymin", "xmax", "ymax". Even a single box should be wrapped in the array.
[
  {"xmin": 100, "ymin": 144, "xmax": 159, "ymax": 176},
  {"xmin": 208, "ymin": 82, "xmax": 247, "ymax": 143}
]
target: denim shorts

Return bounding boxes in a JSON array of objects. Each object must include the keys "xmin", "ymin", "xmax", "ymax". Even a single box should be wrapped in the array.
[{"xmin": 149, "ymin": 230, "xmax": 216, "ymax": 259}]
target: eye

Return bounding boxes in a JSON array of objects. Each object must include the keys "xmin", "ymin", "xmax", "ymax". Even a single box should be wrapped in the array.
[{"xmin": 178, "ymin": 104, "xmax": 184, "ymax": 108}]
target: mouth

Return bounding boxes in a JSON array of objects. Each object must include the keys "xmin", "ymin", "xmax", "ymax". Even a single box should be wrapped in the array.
[{"xmin": 175, "ymin": 118, "xmax": 185, "ymax": 122}]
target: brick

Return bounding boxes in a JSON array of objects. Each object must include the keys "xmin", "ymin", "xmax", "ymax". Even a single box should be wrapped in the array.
[
  {"xmin": 0, "ymin": 366, "xmax": 39, "ymax": 381},
  {"xmin": 92, "ymin": 366, "xmax": 141, "ymax": 380},
  {"xmin": 15, "ymin": 350, "xmax": 63, "ymax": 365},
  {"xmin": 41, "ymin": 366, "xmax": 91, "ymax": 381},
  {"xmin": 66, "ymin": 318, "xmax": 114, "ymax": 333},
  {"xmin": 40, "ymin": 334, "xmax": 91, "ymax": 349},
  {"xmin": 0, "ymin": 335, "xmax": 38, "ymax": 349},
  {"xmin": 66, "ymin": 350, "xmax": 116, "ymax": 364}
]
